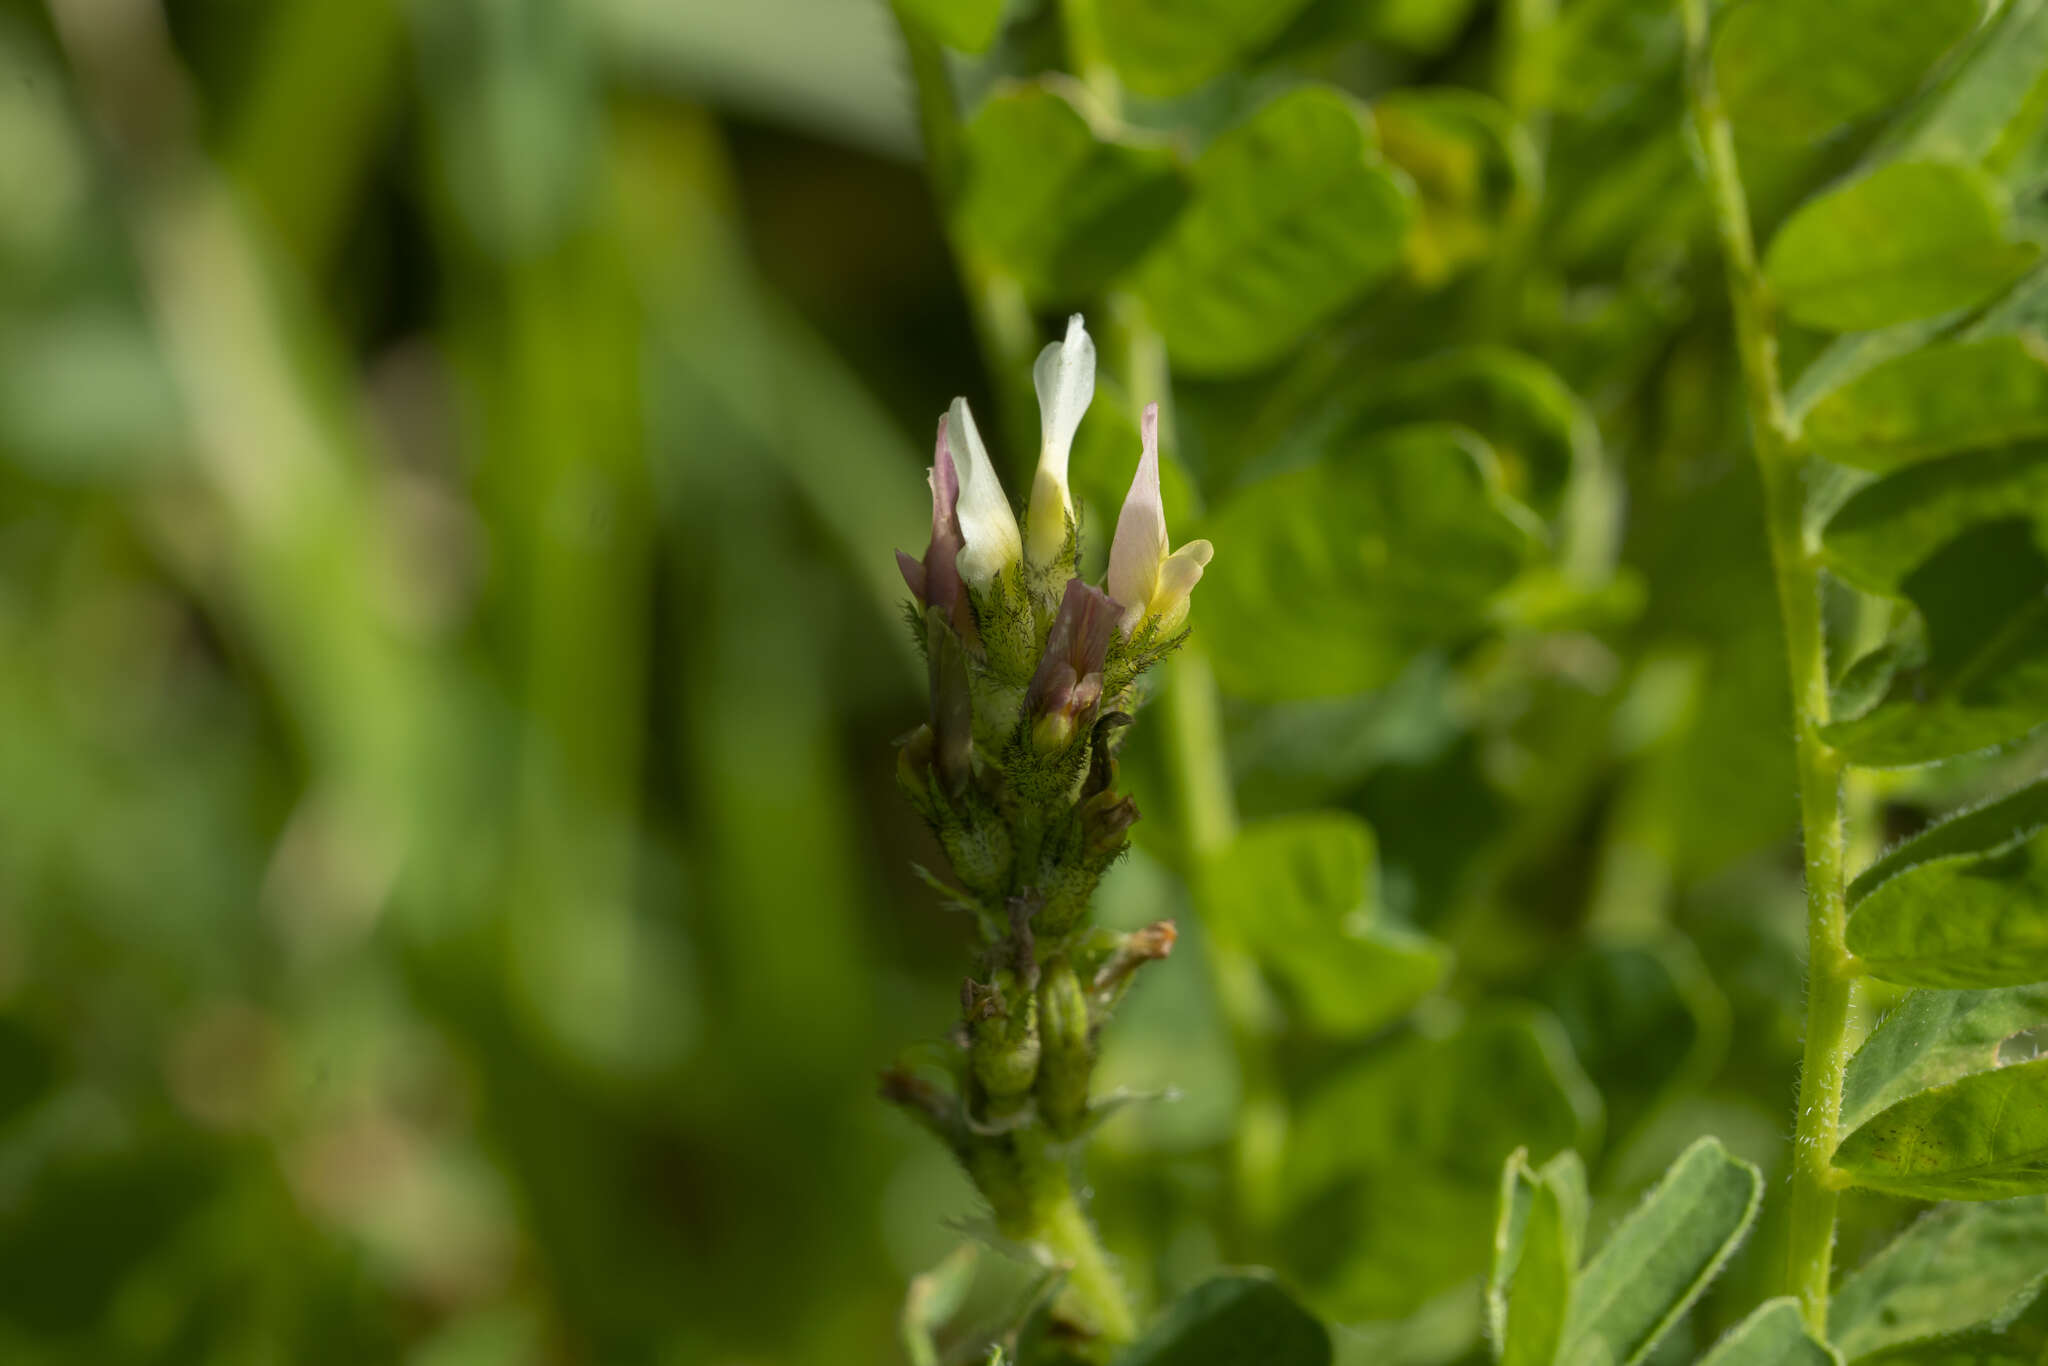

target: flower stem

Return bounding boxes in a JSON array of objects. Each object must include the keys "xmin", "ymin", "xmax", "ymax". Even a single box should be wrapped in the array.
[{"xmin": 1679, "ymin": 0, "xmax": 1854, "ymax": 1331}]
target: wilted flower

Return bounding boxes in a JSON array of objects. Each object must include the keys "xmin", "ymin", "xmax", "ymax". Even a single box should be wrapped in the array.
[
  {"xmin": 1024, "ymin": 577, "xmax": 1118, "ymax": 753},
  {"xmin": 1107, "ymin": 403, "xmax": 1213, "ymax": 638},
  {"xmin": 1025, "ymin": 314, "xmax": 1096, "ymax": 568}
]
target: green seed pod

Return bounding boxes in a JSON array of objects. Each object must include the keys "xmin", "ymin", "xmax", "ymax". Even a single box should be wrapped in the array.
[{"xmin": 1035, "ymin": 957, "xmax": 1093, "ymax": 1139}]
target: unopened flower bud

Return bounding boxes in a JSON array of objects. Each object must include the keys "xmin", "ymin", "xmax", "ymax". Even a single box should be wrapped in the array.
[{"xmin": 1024, "ymin": 578, "xmax": 1118, "ymax": 754}]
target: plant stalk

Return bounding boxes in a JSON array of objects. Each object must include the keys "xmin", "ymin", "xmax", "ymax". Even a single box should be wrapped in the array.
[
  {"xmin": 893, "ymin": 10, "xmax": 1137, "ymax": 1346},
  {"xmin": 1679, "ymin": 0, "xmax": 1853, "ymax": 1331}
]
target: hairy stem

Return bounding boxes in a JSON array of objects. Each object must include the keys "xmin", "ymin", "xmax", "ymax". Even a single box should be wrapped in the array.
[{"xmin": 1679, "ymin": 0, "xmax": 1853, "ymax": 1331}]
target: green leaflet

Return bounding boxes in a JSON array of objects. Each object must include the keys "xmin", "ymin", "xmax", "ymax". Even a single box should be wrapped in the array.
[
  {"xmin": 1562, "ymin": 1137, "xmax": 1762, "ymax": 1366},
  {"xmin": 1762, "ymin": 162, "xmax": 2037, "ymax": 334},
  {"xmin": 1340, "ymin": 346, "xmax": 1598, "ymax": 517},
  {"xmin": 1372, "ymin": 88, "xmax": 1538, "ymax": 290},
  {"xmin": 1696, "ymin": 1299, "xmax": 1841, "ymax": 1366},
  {"xmin": 1491, "ymin": 1149, "xmax": 1588, "ymax": 1366},
  {"xmin": 1095, "ymin": 0, "xmax": 1319, "ymax": 97},
  {"xmin": 956, "ymin": 81, "xmax": 1189, "ymax": 305},
  {"xmin": 1536, "ymin": 941, "xmax": 1730, "ymax": 1152},
  {"xmin": 1844, "ymin": 780, "xmax": 2048, "ymax": 986},
  {"xmin": 1199, "ymin": 424, "xmax": 1542, "ymax": 701},
  {"xmin": 1712, "ymin": 0, "xmax": 1983, "ymax": 144},
  {"xmin": 1804, "ymin": 337, "xmax": 2048, "ymax": 472},
  {"xmin": 1870, "ymin": 0, "xmax": 2048, "ymax": 178},
  {"xmin": 1282, "ymin": 1011, "xmax": 1600, "ymax": 1322},
  {"xmin": 1843, "ymin": 987, "xmax": 2048, "ymax": 1129},
  {"xmin": 1834, "ymin": 1058, "xmax": 2048, "ymax": 1198},
  {"xmin": 1132, "ymin": 86, "xmax": 1413, "ymax": 376},
  {"xmin": 893, "ymin": 0, "xmax": 1006, "ymax": 52},
  {"xmin": 1117, "ymin": 1275, "xmax": 1330, "ymax": 1366},
  {"xmin": 1830, "ymin": 1200, "xmax": 2048, "ymax": 1358},
  {"xmin": 1819, "ymin": 448, "xmax": 2048, "ymax": 767},
  {"xmin": 1197, "ymin": 812, "xmax": 1447, "ymax": 1039}
]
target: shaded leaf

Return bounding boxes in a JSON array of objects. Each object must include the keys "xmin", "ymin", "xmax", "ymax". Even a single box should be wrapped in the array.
[
  {"xmin": 1198, "ymin": 812, "xmax": 1448, "ymax": 1039},
  {"xmin": 1373, "ymin": 88, "xmax": 1538, "ymax": 289},
  {"xmin": 1831, "ymin": 1200, "xmax": 2048, "ymax": 1359},
  {"xmin": 1563, "ymin": 1137, "xmax": 1762, "ymax": 1366},
  {"xmin": 1132, "ymin": 87, "xmax": 1413, "ymax": 376},
  {"xmin": 1820, "ymin": 449, "xmax": 2048, "ymax": 766},
  {"xmin": 1762, "ymin": 162, "xmax": 2037, "ymax": 333},
  {"xmin": 1118, "ymin": 1275, "xmax": 1330, "ymax": 1366},
  {"xmin": 1283, "ymin": 1011, "xmax": 1600, "ymax": 1321}
]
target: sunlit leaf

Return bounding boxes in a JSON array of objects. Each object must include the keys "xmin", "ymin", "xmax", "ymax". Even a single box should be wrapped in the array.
[
  {"xmin": 1843, "ymin": 986, "xmax": 2048, "ymax": 1130},
  {"xmin": 1697, "ymin": 1298, "xmax": 1841, "ymax": 1366},
  {"xmin": 1845, "ymin": 779, "xmax": 2048, "ymax": 987},
  {"xmin": 893, "ymin": 0, "xmax": 1004, "ymax": 53},
  {"xmin": 1132, "ymin": 86, "xmax": 1413, "ymax": 376},
  {"xmin": 1563, "ymin": 1137, "xmax": 1761, "ymax": 1366},
  {"xmin": 1095, "ymin": 0, "xmax": 1320, "ymax": 97},
  {"xmin": 1495, "ymin": 1149, "xmax": 1587, "ymax": 1366},
  {"xmin": 1805, "ymin": 336, "xmax": 2048, "ymax": 472},
  {"xmin": 1200, "ymin": 423, "xmax": 1543, "ymax": 701},
  {"xmin": 1836, "ymin": 1059, "xmax": 2048, "ymax": 1198},
  {"xmin": 957, "ymin": 81, "xmax": 1189, "ymax": 304},
  {"xmin": 1762, "ymin": 162, "xmax": 2036, "ymax": 333}
]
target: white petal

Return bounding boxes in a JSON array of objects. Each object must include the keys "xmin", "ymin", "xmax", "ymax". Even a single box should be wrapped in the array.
[
  {"xmin": 1107, "ymin": 402, "xmax": 1167, "ymax": 627},
  {"xmin": 946, "ymin": 398, "xmax": 1021, "ymax": 588},
  {"xmin": 1026, "ymin": 316, "xmax": 1095, "ymax": 565}
]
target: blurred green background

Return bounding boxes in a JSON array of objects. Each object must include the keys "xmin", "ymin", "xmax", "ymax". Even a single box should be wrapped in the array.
[{"xmin": 2, "ymin": 0, "xmax": 2043, "ymax": 1362}]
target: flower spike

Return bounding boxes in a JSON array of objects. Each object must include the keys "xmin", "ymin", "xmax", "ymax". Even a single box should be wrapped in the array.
[
  {"xmin": 1025, "ymin": 314, "xmax": 1096, "ymax": 567},
  {"xmin": 946, "ymin": 398, "xmax": 1023, "ymax": 590},
  {"xmin": 1107, "ymin": 403, "xmax": 1213, "ymax": 638}
]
